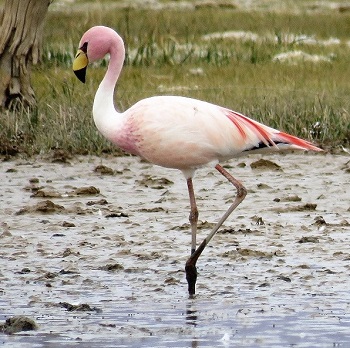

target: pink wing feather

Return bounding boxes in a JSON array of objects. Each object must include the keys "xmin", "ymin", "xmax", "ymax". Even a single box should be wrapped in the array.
[{"xmin": 223, "ymin": 108, "xmax": 321, "ymax": 152}]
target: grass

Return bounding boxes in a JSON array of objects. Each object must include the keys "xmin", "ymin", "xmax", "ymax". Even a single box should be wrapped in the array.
[{"xmin": 1, "ymin": 1, "xmax": 350, "ymax": 156}]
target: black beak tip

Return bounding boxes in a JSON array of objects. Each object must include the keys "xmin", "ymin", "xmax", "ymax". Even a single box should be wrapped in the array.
[{"xmin": 73, "ymin": 68, "xmax": 86, "ymax": 84}]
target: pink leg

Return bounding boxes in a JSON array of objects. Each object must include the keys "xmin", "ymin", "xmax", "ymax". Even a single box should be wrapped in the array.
[
  {"xmin": 185, "ymin": 164, "xmax": 247, "ymax": 296},
  {"xmin": 187, "ymin": 178, "xmax": 198, "ymax": 255}
]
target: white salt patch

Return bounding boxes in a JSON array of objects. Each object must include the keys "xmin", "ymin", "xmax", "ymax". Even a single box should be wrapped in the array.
[
  {"xmin": 157, "ymin": 84, "xmax": 199, "ymax": 93},
  {"xmin": 188, "ymin": 67, "xmax": 205, "ymax": 75},
  {"xmin": 274, "ymin": 33, "xmax": 340, "ymax": 46},
  {"xmin": 319, "ymin": 37, "xmax": 341, "ymax": 46},
  {"xmin": 203, "ymin": 31, "xmax": 341, "ymax": 47},
  {"xmin": 202, "ymin": 30, "xmax": 259, "ymax": 42},
  {"xmin": 272, "ymin": 50, "xmax": 332, "ymax": 64}
]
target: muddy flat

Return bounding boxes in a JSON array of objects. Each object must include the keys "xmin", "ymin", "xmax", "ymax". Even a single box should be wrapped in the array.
[{"xmin": 1, "ymin": 151, "xmax": 349, "ymax": 347}]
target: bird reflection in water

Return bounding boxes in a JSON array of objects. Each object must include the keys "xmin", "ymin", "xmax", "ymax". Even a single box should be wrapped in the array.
[
  {"xmin": 186, "ymin": 303, "xmax": 199, "ymax": 348},
  {"xmin": 186, "ymin": 303, "xmax": 198, "ymax": 326}
]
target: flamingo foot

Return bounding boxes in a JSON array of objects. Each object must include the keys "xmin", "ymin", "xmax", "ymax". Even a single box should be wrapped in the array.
[
  {"xmin": 185, "ymin": 260, "xmax": 197, "ymax": 296},
  {"xmin": 185, "ymin": 240, "xmax": 206, "ymax": 295}
]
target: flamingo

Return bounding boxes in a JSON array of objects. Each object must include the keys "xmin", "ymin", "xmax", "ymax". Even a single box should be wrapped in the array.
[{"xmin": 73, "ymin": 26, "xmax": 322, "ymax": 296}]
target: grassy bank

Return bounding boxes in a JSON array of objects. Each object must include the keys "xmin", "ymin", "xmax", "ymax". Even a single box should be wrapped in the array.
[{"xmin": 1, "ymin": 0, "xmax": 350, "ymax": 156}]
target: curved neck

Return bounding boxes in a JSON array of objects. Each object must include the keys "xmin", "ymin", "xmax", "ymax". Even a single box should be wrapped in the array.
[{"xmin": 93, "ymin": 34, "xmax": 125, "ymax": 136}]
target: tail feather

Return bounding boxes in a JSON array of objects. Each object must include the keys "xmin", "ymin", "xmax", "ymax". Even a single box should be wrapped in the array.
[
  {"xmin": 274, "ymin": 131, "xmax": 322, "ymax": 152},
  {"xmin": 224, "ymin": 109, "xmax": 322, "ymax": 153}
]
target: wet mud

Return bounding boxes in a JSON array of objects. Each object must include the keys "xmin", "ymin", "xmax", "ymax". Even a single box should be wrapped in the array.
[{"xmin": 1, "ymin": 152, "xmax": 349, "ymax": 347}]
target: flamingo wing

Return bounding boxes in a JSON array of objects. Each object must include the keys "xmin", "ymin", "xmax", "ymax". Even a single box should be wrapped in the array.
[{"xmin": 120, "ymin": 96, "xmax": 320, "ymax": 170}]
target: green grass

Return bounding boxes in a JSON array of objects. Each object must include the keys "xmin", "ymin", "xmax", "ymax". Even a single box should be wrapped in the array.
[{"xmin": 1, "ymin": 1, "xmax": 350, "ymax": 156}]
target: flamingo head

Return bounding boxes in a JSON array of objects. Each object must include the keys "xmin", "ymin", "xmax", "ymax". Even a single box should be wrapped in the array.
[{"xmin": 73, "ymin": 26, "xmax": 118, "ymax": 83}]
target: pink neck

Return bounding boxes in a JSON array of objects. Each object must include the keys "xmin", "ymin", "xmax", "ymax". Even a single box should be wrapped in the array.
[
  {"xmin": 93, "ymin": 33, "xmax": 126, "ymax": 138},
  {"xmin": 102, "ymin": 36, "xmax": 125, "ymax": 89},
  {"xmin": 98, "ymin": 34, "xmax": 125, "ymax": 101}
]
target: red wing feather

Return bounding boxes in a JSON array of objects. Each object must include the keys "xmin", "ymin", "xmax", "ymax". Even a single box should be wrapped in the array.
[
  {"xmin": 224, "ymin": 109, "xmax": 278, "ymax": 148},
  {"xmin": 223, "ymin": 108, "xmax": 322, "ymax": 151}
]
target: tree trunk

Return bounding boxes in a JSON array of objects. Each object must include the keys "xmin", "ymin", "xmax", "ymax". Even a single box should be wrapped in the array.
[{"xmin": 0, "ymin": 0, "xmax": 51, "ymax": 110}]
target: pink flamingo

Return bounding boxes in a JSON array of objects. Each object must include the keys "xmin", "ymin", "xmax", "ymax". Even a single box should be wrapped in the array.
[{"xmin": 73, "ymin": 26, "xmax": 322, "ymax": 295}]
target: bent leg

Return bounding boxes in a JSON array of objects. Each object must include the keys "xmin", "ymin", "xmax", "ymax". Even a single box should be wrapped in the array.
[{"xmin": 185, "ymin": 164, "xmax": 247, "ymax": 295}]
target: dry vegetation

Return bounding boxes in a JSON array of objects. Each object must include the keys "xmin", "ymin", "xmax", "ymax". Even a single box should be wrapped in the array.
[{"xmin": 1, "ymin": 0, "xmax": 350, "ymax": 156}]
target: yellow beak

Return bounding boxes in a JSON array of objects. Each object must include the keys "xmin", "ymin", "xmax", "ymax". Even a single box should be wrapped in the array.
[{"xmin": 73, "ymin": 49, "xmax": 88, "ymax": 83}]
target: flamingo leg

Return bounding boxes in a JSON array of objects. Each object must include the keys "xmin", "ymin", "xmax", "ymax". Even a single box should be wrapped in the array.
[
  {"xmin": 185, "ymin": 164, "xmax": 247, "ymax": 296},
  {"xmin": 187, "ymin": 178, "xmax": 198, "ymax": 255}
]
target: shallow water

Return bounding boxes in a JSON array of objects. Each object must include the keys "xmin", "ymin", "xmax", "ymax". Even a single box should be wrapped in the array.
[{"xmin": 1, "ymin": 152, "xmax": 350, "ymax": 347}]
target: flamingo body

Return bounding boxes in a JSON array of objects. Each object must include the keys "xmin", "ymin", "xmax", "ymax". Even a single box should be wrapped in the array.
[
  {"xmin": 96, "ymin": 93, "xmax": 320, "ymax": 177},
  {"xmin": 73, "ymin": 26, "xmax": 322, "ymax": 295}
]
